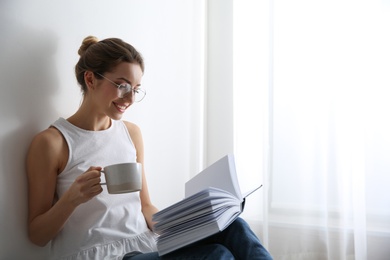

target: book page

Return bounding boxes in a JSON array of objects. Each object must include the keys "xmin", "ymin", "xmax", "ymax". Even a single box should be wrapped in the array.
[
  {"xmin": 154, "ymin": 187, "xmax": 243, "ymax": 256},
  {"xmin": 185, "ymin": 154, "xmax": 243, "ymax": 201},
  {"xmin": 242, "ymin": 184, "xmax": 262, "ymax": 198}
]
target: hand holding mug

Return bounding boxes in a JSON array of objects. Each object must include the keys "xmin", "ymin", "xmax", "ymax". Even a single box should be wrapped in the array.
[{"xmin": 66, "ymin": 166, "xmax": 103, "ymax": 206}]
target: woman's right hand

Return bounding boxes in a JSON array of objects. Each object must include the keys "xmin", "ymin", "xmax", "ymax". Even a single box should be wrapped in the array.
[{"xmin": 64, "ymin": 166, "xmax": 103, "ymax": 207}]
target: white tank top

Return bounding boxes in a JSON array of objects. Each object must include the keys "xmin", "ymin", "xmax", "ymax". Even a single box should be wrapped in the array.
[{"xmin": 50, "ymin": 118, "xmax": 157, "ymax": 260}]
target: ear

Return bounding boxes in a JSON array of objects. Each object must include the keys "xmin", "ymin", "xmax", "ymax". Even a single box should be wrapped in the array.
[{"xmin": 84, "ymin": 71, "xmax": 96, "ymax": 90}]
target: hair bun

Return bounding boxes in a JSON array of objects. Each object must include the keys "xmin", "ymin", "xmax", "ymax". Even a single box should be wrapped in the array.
[{"xmin": 78, "ymin": 35, "xmax": 99, "ymax": 56}]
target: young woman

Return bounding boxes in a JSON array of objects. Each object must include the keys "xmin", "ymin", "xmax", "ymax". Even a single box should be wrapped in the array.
[{"xmin": 26, "ymin": 36, "xmax": 272, "ymax": 260}]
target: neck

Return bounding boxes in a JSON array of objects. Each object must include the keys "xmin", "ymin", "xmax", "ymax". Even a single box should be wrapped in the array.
[{"xmin": 68, "ymin": 99, "xmax": 111, "ymax": 131}]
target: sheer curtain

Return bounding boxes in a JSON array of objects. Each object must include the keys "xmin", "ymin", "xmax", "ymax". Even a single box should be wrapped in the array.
[{"xmin": 233, "ymin": 0, "xmax": 390, "ymax": 259}]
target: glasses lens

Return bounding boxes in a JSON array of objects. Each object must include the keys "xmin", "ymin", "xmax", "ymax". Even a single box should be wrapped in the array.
[
  {"xmin": 134, "ymin": 88, "xmax": 146, "ymax": 102},
  {"xmin": 118, "ymin": 84, "xmax": 131, "ymax": 98},
  {"xmin": 120, "ymin": 86, "xmax": 146, "ymax": 102}
]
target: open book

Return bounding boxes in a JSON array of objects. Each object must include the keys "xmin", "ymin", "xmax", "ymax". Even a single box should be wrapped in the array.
[{"xmin": 152, "ymin": 154, "xmax": 262, "ymax": 256}]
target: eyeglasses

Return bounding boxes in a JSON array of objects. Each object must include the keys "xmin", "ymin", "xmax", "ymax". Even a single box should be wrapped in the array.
[{"xmin": 96, "ymin": 73, "xmax": 146, "ymax": 102}]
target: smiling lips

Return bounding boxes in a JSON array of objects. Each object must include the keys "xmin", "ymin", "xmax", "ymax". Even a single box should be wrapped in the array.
[{"xmin": 114, "ymin": 102, "xmax": 129, "ymax": 113}]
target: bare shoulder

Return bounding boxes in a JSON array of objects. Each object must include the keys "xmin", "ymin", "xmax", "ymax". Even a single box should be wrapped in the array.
[
  {"xmin": 123, "ymin": 121, "xmax": 143, "ymax": 142},
  {"xmin": 27, "ymin": 126, "xmax": 68, "ymax": 174},
  {"xmin": 123, "ymin": 120, "xmax": 141, "ymax": 132},
  {"xmin": 33, "ymin": 126, "xmax": 62, "ymax": 142},
  {"xmin": 29, "ymin": 127, "xmax": 65, "ymax": 154},
  {"xmin": 123, "ymin": 121, "xmax": 144, "ymax": 159}
]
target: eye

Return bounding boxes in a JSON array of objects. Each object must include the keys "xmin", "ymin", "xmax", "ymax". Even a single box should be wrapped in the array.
[{"xmin": 118, "ymin": 83, "xmax": 131, "ymax": 91}]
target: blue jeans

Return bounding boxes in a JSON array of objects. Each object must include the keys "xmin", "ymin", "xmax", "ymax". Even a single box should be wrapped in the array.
[{"xmin": 123, "ymin": 218, "xmax": 273, "ymax": 260}]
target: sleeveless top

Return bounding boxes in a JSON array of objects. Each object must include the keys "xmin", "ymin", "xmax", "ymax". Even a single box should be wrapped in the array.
[{"xmin": 50, "ymin": 118, "xmax": 157, "ymax": 260}]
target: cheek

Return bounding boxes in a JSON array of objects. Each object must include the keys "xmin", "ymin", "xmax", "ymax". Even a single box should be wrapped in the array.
[{"xmin": 99, "ymin": 86, "xmax": 117, "ymax": 99}]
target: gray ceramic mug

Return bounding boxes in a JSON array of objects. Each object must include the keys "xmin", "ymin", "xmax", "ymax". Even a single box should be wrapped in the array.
[{"xmin": 101, "ymin": 163, "xmax": 142, "ymax": 194}]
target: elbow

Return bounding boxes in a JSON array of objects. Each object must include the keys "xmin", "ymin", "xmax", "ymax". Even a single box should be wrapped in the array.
[
  {"xmin": 29, "ymin": 235, "xmax": 49, "ymax": 247},
  {"xmin": 28, "ymin": 228, "xmax": 50, "ymax": 247}
]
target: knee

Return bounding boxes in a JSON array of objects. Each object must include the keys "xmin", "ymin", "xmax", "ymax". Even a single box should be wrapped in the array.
[
  {"xmin": 230, "ymin": 217, "xmax": 250, "ymax": 232},
  {"xmin": 227, "ymin": 217, "xmax": 262, "ymax": 241}
]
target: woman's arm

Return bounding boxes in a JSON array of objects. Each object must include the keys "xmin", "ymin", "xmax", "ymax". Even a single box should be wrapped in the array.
[
  {"xmin": 124, "ymin": 122, "xmax": 159, "ymax": 230},
  {"xmin": 26, "ymin": 128, "xmax": 103, "ymax": 246}
]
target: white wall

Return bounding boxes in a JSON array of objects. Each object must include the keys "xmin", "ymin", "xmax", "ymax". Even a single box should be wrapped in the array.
[
  {"xmin": 205, "ymin": 0, "xmax": 234, "ymax": 165},
  {"xmin": 0, "ymin": 0, "xmax": 204, "ymax": 258}
]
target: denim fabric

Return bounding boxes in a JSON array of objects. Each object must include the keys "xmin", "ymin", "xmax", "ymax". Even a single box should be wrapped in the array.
[{"xmin": 123, "ymin": 217, "xmax": 273, "ymax": 260}]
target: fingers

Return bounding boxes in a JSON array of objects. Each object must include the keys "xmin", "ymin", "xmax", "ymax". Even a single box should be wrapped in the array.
[
  {"xmin": 69, "ymin": 167, "xmax": 104, "ymax": 205},
  {"xmin": 88, "ymin": 166, "xmax": 102, "ymax": 172},
  {"xmin": 80, "ymin": 183, "xmax": 103, "ymax": 199},
  {"xmin": 77, "ymin": 166, "xmax": 102, "ymax": 182},
  {"xmin": 79, "ymin": 167, "xmax": 103, "ymax": 193}
]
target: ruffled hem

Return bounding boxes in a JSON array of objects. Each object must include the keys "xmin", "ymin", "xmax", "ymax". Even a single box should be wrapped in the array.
[{"xmin": 52, "ymin": 230, "xmax": 157, "ymax": 260}]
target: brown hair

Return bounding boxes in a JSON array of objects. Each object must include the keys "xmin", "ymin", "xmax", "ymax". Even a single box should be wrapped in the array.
[{"xmin": 75, "ymin": 36, "xmax": 144, "ymax": 94}]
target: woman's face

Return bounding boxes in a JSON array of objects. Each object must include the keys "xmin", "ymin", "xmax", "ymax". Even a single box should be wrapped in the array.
[{"xmin": 94, "ymin": 62, "xmax": 143, "ymax": 120}]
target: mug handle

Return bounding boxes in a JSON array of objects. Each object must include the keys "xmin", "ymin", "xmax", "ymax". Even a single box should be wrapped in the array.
[{"xmin": 100, "ymin": 170, "xmax": 106, "ymax": 185}]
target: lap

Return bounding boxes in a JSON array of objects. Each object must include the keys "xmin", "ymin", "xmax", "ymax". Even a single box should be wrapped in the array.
[
  {"xmin": 123, "ymin": 244, "xmax": 234, "ymax": 260},
  {"xmin": 124, "ymin": 218, "xmax": 272, "ymax": 260}
]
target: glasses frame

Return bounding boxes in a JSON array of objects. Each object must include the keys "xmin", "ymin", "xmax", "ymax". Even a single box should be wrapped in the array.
[{"xmin": 95, "ymin": 72, "xmax": 146, "ymax": 102}]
